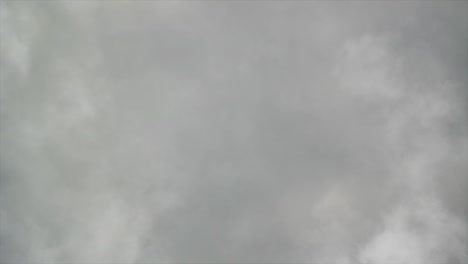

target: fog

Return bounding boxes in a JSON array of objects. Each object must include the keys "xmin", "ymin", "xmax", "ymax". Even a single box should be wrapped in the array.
[{"xmin": 0, "ymin": 1, "xmax": 467, "ymax": 264}]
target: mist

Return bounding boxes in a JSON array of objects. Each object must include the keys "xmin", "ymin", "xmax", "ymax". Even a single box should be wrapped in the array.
[{"xmin": 0, "ymin": 1, "xmax": 467, "ymax": 264}]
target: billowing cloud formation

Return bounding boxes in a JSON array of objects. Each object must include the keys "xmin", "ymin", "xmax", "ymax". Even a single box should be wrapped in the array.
[{"xmin": 0, "ymin": 1, "xmax": 467, "ymax": 264}]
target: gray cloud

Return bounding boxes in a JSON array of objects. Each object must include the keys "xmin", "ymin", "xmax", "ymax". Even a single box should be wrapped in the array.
[{"xmin": 0, "ymin": 1, "xmax": 467, "ymax": 264}]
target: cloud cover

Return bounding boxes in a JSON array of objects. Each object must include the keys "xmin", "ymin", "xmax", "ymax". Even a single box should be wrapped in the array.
[{"xmin": 0, "ymin": 1, "xmax": 467, "ymax": 263}]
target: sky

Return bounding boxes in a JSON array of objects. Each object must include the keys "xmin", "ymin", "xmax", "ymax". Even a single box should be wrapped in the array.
[{"xmin": 0, "ymin": 1, "xmax": 467, "ymax": 264}]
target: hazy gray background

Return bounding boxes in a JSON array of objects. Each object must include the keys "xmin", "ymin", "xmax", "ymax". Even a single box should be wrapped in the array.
[{"xmin": 0, "ymin": 1, "xmax": 467, "ymax": 264}]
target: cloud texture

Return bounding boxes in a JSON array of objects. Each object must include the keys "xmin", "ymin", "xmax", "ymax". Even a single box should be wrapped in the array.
[{"xmin": 0, "ymin": 1, "xmax": 467, "ymax": 264}]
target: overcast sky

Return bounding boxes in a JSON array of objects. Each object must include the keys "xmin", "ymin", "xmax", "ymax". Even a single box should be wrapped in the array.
[{"xmin": 0, "ymin": 1, "xmax": 467, "ymax": 264}]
